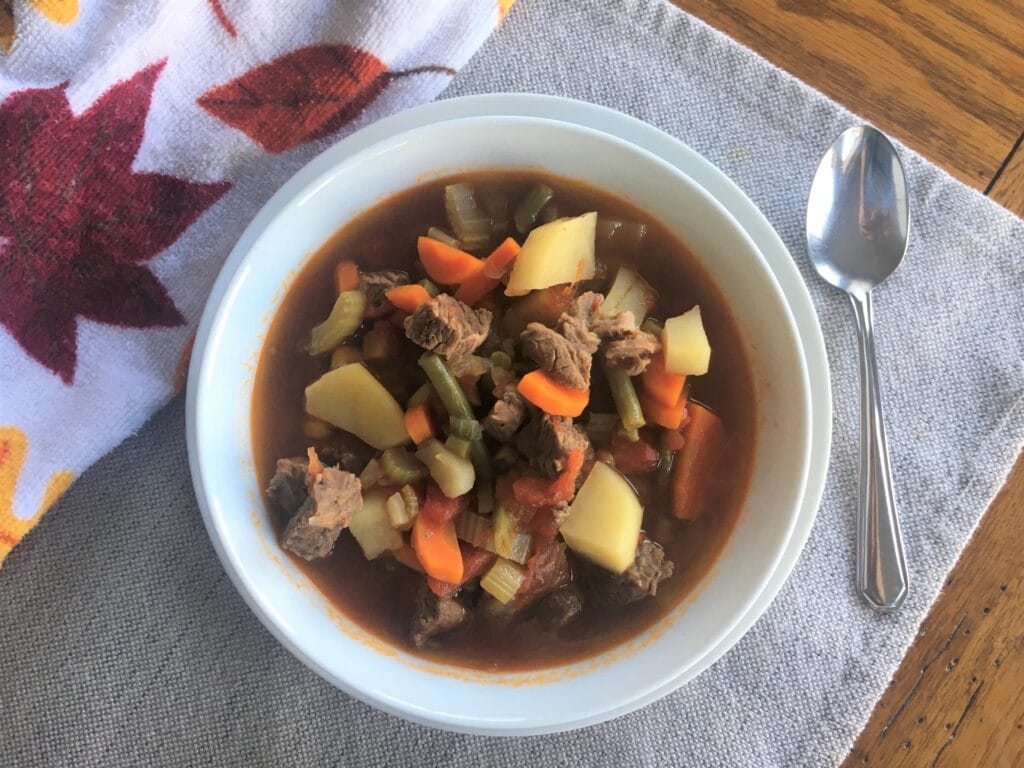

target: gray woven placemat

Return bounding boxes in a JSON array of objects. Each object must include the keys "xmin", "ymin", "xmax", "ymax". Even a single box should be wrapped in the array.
[{"xmin": 2, "ymin": 0, "xmax": 1022, "ymax": 765}]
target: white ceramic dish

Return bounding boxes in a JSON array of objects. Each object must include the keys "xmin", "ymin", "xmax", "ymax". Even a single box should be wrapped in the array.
[{"xmin": 187, "ymin": 99, "xmax": 828, "ymax": 735}]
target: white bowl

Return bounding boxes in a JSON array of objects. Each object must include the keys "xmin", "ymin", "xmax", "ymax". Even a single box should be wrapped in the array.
[{"xmin": 187, "ymin": 114, "xmax": 812, "ymax": 734}]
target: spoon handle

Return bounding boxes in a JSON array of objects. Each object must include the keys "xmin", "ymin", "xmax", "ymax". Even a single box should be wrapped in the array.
[{"xmin": 850, "ymin": 292, "xmax": 909, "ymax": 612}]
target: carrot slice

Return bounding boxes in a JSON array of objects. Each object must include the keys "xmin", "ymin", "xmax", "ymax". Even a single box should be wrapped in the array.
[
  {"xmin": 642, "ymin": 352, "xmax": 686, "ymax": 407},
  {"xmin": 641, "ymin": 392, "xmax": 688, "ymax": 430},
  {"xmin": 670, "ymin": 403, "xmax": 727, "ymax": 520},
  {"xmin": 334, "ymin": 261, "xmax": 360, "ymax": 294},
  {"xmin": 416, "ymin": 236, "xmax": 483, "ymax": 285},
  {"xmin": 386, "ymin": 284, "xmax": 432, "ymax": 314},
  {"xmin": 403, "ymin": 404, "xmax": 434, "ymax": 445},
  {"xmin": 517, "ymin": 370, "xmax": 589, "ymax": 417},
  {"xmin": 454, "ymin": 237, "xmax": 521, "ymax": 306},
  {"xmin": 412, "ymin": 513, "xmax": 464, "ymax": 584}
]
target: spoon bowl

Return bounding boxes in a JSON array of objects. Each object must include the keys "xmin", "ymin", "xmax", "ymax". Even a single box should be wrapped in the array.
[{"xmin": 807, "ymin": 126, "xmax": 910, "ymax": 295}]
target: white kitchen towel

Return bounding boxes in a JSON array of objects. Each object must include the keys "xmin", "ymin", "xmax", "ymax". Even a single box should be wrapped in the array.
[
  {"xmin": 1, "ymin": 0, "xmax": 1022, "ymax": 766},
  {"xmin": 0, "ymin": 0, "xmax": 511, "ymax": 564}
]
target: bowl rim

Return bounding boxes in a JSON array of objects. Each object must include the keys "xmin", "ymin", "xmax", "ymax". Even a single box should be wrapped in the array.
[{"xmin": 187, "ymin": 99, "xmax": 826, "ymax": 735}]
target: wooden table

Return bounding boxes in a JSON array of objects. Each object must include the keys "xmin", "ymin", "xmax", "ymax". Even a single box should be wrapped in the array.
[{"xmin": 671, "ymin": 2, "xmax": 1024, "ymax": 765}]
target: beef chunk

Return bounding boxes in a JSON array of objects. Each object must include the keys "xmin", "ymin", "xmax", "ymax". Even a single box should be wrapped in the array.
[
  {"xmin": 361, "ymin": 270, "xmax": 410, "ymax": 318},
  {"xmin": 404, "ymin": 294, "xmax": 492, "ymax": 360},
  {"xmin": 307, "ymin": 467, "xmax": 361, "ymax": 529},
  {"xmin": 586, "ymin": 538, "xmax": 675, "ymax": 606},
  {"xmin": 273, "ymin": 455, "xmax": 362, "ymax": 561},
  {"xmin": 282, "ymin": 498, "xmax": 340, "ymax": 560},
  {"xmin": 410, "ymin": 585, "xmax": 470, "ymax": 647},
  {"xmin": 516, "ymin": 413, "xmax": 591, "ymax": 478},
  {"xmin": 603, "ymin": 326, "xmax": 660, "ymax": 375},
  {"xmin": 266, "ymin": 458, "xmax": 308, "ymax": 516},
  {"xmin": 519, "ymin": 322, "xmax": 593, "ymax": 389},
  {"xmin": 483, "ymin": 382, "xmax": 527, "ymax": 442},
  {"xmin": 559, "ymin": 292, "xmax": 602, "ymax": 354},
  {"xmin": 558, "ymin": 292, "xmax": 659, "ymax": 375},
  {"xmin": 535, "ymin": 584, "xmax": 583, "ymax": 629}
]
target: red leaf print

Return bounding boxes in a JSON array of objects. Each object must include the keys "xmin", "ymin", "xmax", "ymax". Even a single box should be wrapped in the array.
[
  {"xmin": 207, "ymin": 0, "xmax": 236, "ymax": 38},
  {"xmin": 0, "ymin": 61, "xmax": 231, "ymax": 384},
  {"xmin": 197, "ymin": 44, "xmax": 456, "ymax": 153}
]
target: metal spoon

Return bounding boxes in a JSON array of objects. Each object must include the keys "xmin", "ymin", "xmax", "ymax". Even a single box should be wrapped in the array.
[{"xmin": 807, "ymin": 125, "xmax": 910, "ymax": 612}]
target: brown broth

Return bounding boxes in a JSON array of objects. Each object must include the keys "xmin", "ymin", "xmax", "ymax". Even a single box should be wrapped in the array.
[{"xmin": 251, "ymin": 172, "xmax": 757, "ymax": 672}]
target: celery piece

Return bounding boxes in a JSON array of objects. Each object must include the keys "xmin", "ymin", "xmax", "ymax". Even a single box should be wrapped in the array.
[
  {"xmin": 358, "ymin": 458, "xmax": 382, "ymax": 490},
  {"xmin": 309, "ymin": 290, "xmax": 365, "ymax": 355},
  {"xmin": 480, "ymin": 558, "xmax": 526, "ymax": 604},
  {"xmin": 493, "ymin": 503, "xmax": 532, "ymax": 564},
  {"xmin": 385, "ymin": 490, "xmax": 414, "ymax": 531},
  {"xmin": 415, "ymin": 438, "xmax": 475, "ymax": 498},
  {"xmin": 455, "ymin": 511, "xmax": 495, "ymax": 551},
  {"xmin": 380, "ymin": 447, "xmax": 428, "ymax": 485},
  {"xmin": 445, "ymin": 435, "xmax": 472, "ymax": 460},
  {"xmin": 514, "ymin": 183, "xmax": 554, "ymax": 234},
  {"xmin": 427, "ymin": 226, "xmax": 461, "ymax": 249},
  {"xmin": 444, "ymin": 183, "xmax": 491, "ymax": 251}
]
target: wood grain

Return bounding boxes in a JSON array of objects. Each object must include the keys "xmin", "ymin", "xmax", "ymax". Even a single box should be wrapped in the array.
[
  {"xmin": 846, "ymin": 459, "xmax": 1024, "ymax": 767},
  {"xmin": 988, "ymin": 133, "xmax": 1024, "ymax": 214},
  {"xmin": 672, "ymin": 0, "xmax": 1024, "ymax": 189},
  {"xmin": 670, "ymin": 1, "xmax": 1024, "ymax": 764}
]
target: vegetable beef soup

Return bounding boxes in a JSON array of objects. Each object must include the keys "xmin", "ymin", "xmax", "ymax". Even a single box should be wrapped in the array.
[{"xmin": 252, "ymin": 172, "xmax": 756, "ymax": 672}]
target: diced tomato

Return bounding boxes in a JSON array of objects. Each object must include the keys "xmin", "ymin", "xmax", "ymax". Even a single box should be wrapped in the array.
[
  {"xmin": 419, "ymin": 482, "xmax": 471, "ymax": 525},
  {"xmin": 514, "ymin": 538, "xmax": 570, "ymax": 607},
  {"xmin": 512, "ymin": 450, "xmax": 585, "ymax": 507},
  {"xmin": 427, "ymin": 543, "xmax": 497, "ymax": 598},
  {"xmin": 610, "ymin": 431, "xmax": 661, "ymax": 475},
  {"xmin": 527, "ymin": 506, "xmax": 562, "ymax": 538}
]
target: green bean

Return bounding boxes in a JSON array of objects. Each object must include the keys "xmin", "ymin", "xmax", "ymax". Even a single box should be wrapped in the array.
[
  {"xmin": 418, "ymin": 353, "xmax": 493, "ymax": 479},
  {"xmin": 514, "ymin": 183, "xmax": 555, "ymax": 234},
  {"xmin": 605, "ymin": 365, "xmax": 646, "ymax": 433},
  {"xmin": 417, "ymin": 278, "xmax": 441, "ymax": 297},
  {"xmin": 419, "ymin": 353, "xmax": 473, "ymax": 419}
]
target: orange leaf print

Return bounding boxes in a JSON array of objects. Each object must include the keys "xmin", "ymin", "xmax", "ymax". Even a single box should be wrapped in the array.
[
  {"xmin": 28, "ymin": 0, "xmax": 78, "ymax": 25},
  {"xmin": 498, "ymin": 0, "xmax": 515, "ymax": 20},
  {"xmin": 0, "ymin": 0, "xmax": 14, "ymax": 53},
  {"xmin": 0, "ymin": 426, "xmax": 74, "ymax": 565}
]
